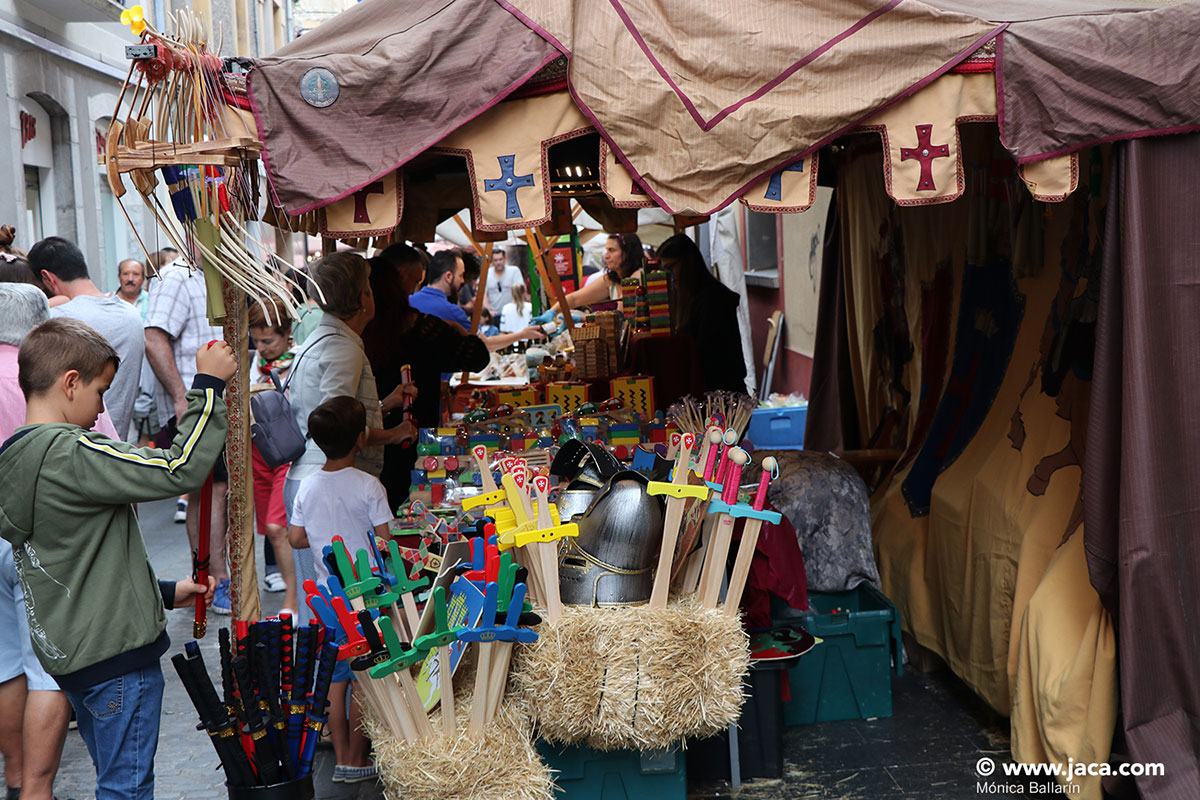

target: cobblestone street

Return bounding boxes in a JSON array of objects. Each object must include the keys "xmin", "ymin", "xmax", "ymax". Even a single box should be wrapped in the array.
[{"xmin": 3, "ymin": 498, "xmax": 384, "ymax": 800}]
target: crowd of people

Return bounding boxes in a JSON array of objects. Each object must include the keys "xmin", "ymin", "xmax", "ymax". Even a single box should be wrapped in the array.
[
  {"xmin": 0, "ymin": 225, "xmax": 220, "ymax": 800},
  {"xmin": 0, "ymin": 225, "xmax": 745, "ymax": 799}
]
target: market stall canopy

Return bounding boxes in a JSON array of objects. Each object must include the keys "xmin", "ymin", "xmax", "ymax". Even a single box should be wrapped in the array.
[
  {"xmin": 246, "ymin": 0, "xmax": 1200, "ymax": 231},
  {"xmin": 247, "ymin": 0, "xmax": 559, "ymax": 215}
]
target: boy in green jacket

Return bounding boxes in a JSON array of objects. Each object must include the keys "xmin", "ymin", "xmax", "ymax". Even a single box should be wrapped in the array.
[{"xmin": 0, "ymin": 318, "xmax": 236, "ymax": 800}]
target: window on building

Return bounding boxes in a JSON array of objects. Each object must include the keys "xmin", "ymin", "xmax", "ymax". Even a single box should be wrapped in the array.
[
  {"xmin": 25, "ymin": 167, "xmax": 44, "ymax": 244},
  {"xmin": 745, "ymin": 210, "xmax": 779, "ymax": 272}
]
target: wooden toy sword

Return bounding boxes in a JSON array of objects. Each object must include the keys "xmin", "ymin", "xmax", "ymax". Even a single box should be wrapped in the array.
[
  {"xmin": 723, "ymin": 456, "xmax": 782, "ymax": 616},
  {"xmin": 698, "ymin": 447, "xmax": 750, "ymax": 608},
  {"xmin": 646, "ymin": 433, "xmax": 710, "ymax": 609}
]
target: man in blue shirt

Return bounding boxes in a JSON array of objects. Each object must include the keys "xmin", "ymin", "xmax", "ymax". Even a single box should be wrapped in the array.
[
  {"xmin": 410, "ymin": 250, "xmax": 471, "ymax": 331},
  {"xmin": 411, "ymin": 250, "xmax": 547, "ymax": 351}
]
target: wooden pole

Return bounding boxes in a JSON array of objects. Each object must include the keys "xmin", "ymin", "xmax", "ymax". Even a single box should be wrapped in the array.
[
  {"xmin": 533, "ymin": 479, "xmax": 563, "ymax": 623},
  {"xmin": 452, "ymin": 215, "xmax": 492, "ymax": 389},
  {"xmin": 469, "ymin": 643, "xmax": 492, "ymax": 737},
  {"xmin": 439, "ymin": 645, "xmax": 456, "ymax": 737},
  {"xmin": 397, "ymin": 668, "xmax": 435, "ymax": 740},
  {"xmin": 221, "ymin": 278, "xmax": 259, "ymax": 622},
  {"xmin": 486, "ymin": 641, "xmax": 513, "ymax": 723}
]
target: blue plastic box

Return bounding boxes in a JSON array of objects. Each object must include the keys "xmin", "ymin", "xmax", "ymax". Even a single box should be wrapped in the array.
[
  {"xmin": 538, "ymin": 741, "xmax": 685, "ymax": 800},
  {"xmin": 746, "ymin": 405, "xmax": 808, "ymax": 450},
  {"xmin": 779, "ymin": 583, "xmax": 903, "ymax": 724}
]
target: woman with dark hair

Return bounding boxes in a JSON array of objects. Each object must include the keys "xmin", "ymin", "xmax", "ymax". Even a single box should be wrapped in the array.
[
  {"xmin": 0, "ymin": 226, "xmax": 48, "ymax": 293},
  {"xmin": 657, "ymin": 234, "xmax": 747, "ymax": 393},
  {"xmin": 0, "ymin": 254, "xmax": 42, "ymax": 287},
  {"xmin": 362, "ymin": 244, "xmax": 490, "ymax": 507},
  {"xmin": 548, "ymin": 232, "xmax": 645, "ymax": 312}
]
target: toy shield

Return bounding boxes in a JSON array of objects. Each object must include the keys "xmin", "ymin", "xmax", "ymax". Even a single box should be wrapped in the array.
[{"xmin": 559, "ymin": 471, "xmax": 664, "ymax": 607}]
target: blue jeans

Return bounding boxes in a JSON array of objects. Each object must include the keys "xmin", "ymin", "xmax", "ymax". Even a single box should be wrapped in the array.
[{"xmin": 64, "ymin": 663, "xmax": 165, "ymax": 800}]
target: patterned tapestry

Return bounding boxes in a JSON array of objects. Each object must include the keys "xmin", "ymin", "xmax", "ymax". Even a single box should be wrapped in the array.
[{"xmin": 835, "ymin": 126, "xmax": 1115, "ymax": 798}]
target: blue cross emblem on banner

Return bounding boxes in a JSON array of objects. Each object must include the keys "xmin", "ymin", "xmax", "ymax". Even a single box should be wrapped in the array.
[
  {"xmin": 484, "ymin": 155, "xmax": 535, "ymax": 219},
  {"xmin": 764, "ymin": 160, "xmax": 805, "ymax": 201}
]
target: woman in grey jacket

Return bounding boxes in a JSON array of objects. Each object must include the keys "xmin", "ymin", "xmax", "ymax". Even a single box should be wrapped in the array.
[{"xmin": 283, "ymin": 252, "xmax": 415, "ymax": 624}]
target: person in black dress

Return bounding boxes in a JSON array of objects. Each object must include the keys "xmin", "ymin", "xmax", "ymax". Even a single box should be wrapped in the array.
[
  {"xmin": 656, "ymin": 234, "xmax": 747, "ymax": 393},
  {"xmin": 364, "ymin": 244, "xmax": 489, "ymax": 508}
]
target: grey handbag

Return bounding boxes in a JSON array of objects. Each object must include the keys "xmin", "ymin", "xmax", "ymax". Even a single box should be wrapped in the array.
[{"xmin": 249, "ymin": 334, "xmax": 330, "ymax": 468}]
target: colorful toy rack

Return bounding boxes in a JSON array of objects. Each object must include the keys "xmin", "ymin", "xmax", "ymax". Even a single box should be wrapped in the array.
[{"xmin": 644, "ymin": 270, "xmax": 671, "ymax": 335}]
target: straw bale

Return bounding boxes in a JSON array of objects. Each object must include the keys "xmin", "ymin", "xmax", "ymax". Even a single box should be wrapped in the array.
[
  {"xmin": 361, "ymin": 654, "xmax": 553, "ymax": 800},
  {"xmin": 511, "ymin": 603, "xmax": 750, "ymax": 751}
]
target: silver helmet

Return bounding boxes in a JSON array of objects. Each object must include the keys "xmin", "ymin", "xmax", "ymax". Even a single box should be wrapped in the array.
[
  {"xmin": 558, "ymin": 471, "xmax": 665, "ymax": 607},
  {"xmin": 552, "ymin": 439, "xmax": 625, "ymax": 523}
]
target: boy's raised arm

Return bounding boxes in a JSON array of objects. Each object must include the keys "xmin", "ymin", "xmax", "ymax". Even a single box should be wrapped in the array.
[{"xmin": 72, "ymin": 342, "xmax": 237, "ymax": 504}]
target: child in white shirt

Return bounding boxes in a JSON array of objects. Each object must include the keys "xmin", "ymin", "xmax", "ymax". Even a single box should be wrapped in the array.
[
  {"xmin": 288, "ymin": 395, "xmax": 391, "ymax": 783},
  {"xmin": 499, "ymin": 283, "xmax": 533, "ymax": 333}
]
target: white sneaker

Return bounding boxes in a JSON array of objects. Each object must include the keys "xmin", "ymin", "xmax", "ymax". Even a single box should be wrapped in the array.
[
  {"xmin": 263, "ymin": 572, "xmax": 286, "ymax": 593},
  {"xmin": 173, "ymin": 499, "xmax": 187, "ymax": 523}
]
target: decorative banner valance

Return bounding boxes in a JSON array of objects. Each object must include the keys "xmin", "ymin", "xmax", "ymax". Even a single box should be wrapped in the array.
[
  {"xmin": 435, "ymin": 74, "xmax": 1077, "ymax": 231},
  {"xmin": 320, "ymin": 169, "xmax": 403, "ymax": 237},
  {"xmin": 854, "ymin": 71, "xmax": 1076, "ymax": 207},
  {"xmin": 433, "ymin": 91, "xmax": 592, "ymax": 231},
  {"xmin": 740, "ymin": 151, "xmax": 820, "ymax": 214},
  {"xmin": 600, "ymin": 140, "xmax": 655, "ymax": 209},
  {"xmin": 289, "ymin": 75, "xmax": 1081, "ymax": 240}
]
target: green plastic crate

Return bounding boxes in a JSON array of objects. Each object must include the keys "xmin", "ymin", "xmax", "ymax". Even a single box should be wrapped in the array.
[
  {"xmin": 781, "ymin": 582, "xmax": 903, "ymax": 725},
  {"xmin": 538, "ymin": 741, "xmax": 686, "ymax": 800}
]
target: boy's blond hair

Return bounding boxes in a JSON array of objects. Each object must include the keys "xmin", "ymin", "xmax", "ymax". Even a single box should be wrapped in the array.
[{"xmin": 18, "ymin": 318, "xmax": 119, "ymax": 400}]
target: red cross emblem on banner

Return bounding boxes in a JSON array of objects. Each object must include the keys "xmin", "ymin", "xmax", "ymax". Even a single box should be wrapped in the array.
[
  {"xmin": 352, "ymin": 181, "xmax": 384, "ymax": 224},
  {"xmin": 900, "ymin": 124, "xmax": 950, "ymax": 192}
]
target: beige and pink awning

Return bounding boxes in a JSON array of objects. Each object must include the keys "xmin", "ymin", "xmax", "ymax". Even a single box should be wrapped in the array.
[{"xmin": 245, "ymin": 0, "xmax": 1199, "ymax": 236}]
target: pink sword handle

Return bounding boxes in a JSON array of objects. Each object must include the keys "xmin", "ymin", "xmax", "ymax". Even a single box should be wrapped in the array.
[
  {"xmin": 721, "ymin": 449, "xmax": 746, "ymax": 505},
  {"xmin": 752, "ymin": 457, "xmax": 777, "ymax": 511},
  {"xmin": 702, "ymin": 428, "xmax": 723, "ymax": 482}
]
